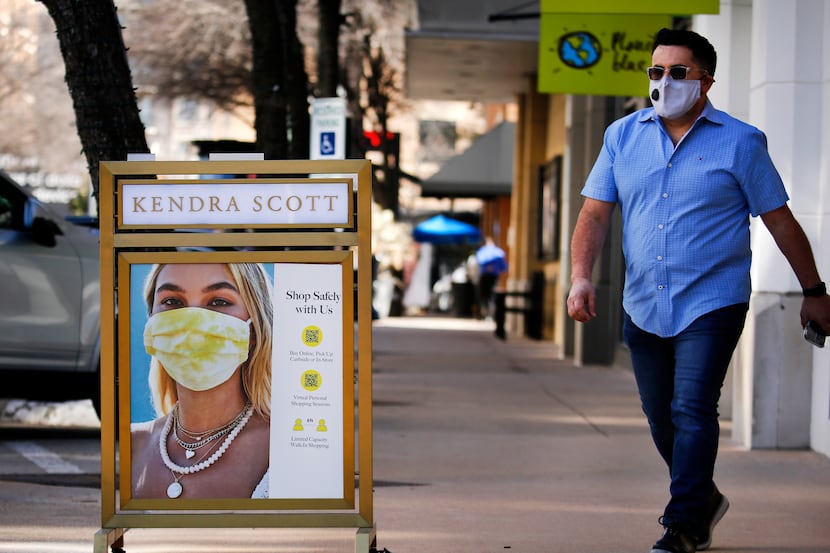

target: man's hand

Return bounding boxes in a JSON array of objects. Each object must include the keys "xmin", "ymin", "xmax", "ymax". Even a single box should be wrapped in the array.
[
  {"xmin": 761, "ymin": 206, "xmax": 830, "ymax": 335},
  {"xmin": 800, "ymin": 295, "xmax": 830, "ymax": 335},
  {"xmin": 567, "ymin": 277, "xmax": 597, "ymax": 322},
  {"xmin": 568, "ymin": 198, "xmax": 614, "ymax": 323}
]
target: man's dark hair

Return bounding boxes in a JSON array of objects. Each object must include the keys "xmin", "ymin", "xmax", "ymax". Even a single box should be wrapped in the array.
[{"xmin": 652, "ymin": 28, "xmax": 717, "ymax": 76}]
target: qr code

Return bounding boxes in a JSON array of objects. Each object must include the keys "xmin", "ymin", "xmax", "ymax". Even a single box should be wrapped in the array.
[
  {"xmin": 304, "ymin": 327, "xmax": 321, "ymax": 344},
  {"xmin": 303, "ymin": 371, "xmax": 321, "ymax": 389}
]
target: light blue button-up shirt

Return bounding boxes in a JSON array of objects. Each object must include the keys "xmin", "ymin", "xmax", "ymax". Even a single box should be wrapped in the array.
[{"xmin": 582, "ymin": 101, "xmax": 789, "ymax": 337}]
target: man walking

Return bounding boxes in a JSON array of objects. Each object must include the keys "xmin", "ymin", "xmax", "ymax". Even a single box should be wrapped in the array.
[{"xmin": 567, "ymin": 28, "xmax": 830, "ymax": 553}]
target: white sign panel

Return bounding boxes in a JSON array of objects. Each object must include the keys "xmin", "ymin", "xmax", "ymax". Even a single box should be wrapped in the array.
[
  {"xmin": 120, "ymin": 182, "xmax": 351, "ymax": 226},
  {"xmin": 269, "ymin": 263, "xmax": 344, "ymax": 499},
  {"xmin": 310, "ymin": 97, "xmax": 346, "ymax": 160}
]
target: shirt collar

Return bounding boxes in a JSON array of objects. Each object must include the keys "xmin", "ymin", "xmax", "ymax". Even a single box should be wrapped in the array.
[{"xmin": 698, "ymin": 100, "xmax": 724, "ymax": 125}]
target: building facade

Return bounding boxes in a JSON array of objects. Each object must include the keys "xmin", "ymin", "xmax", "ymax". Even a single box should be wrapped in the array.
[{"xmin": 407, "ymin": 0, "xmax": 830, "ymax": 457}]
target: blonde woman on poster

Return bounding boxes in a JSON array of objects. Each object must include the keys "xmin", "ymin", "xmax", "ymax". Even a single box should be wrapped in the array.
[{"xmin": 130, "ymin": 263, "xmax": 273, "ymax": 499}]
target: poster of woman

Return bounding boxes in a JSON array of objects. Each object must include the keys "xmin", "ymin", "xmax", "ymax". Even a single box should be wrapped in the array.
[
  {"xmin": 128, "ymin": 260, "xmax": 347, "ymax": 501},
  {"xmin": 129, "ymin": 262, "xmax": 273, "ymax": 499}
]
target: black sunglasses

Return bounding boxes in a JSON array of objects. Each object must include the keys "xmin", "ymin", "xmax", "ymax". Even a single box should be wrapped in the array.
[{"xmin": 646, "ymin": 65, "xmax": 708, "ymax": 80}]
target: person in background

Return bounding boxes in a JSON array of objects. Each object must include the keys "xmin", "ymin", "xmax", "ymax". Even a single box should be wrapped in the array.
[
  {"xmin": 466, "ymin": 250, "xmax": 480, "ymax": 318},
  {"xmin": 567, "ymin": 28, "xmax": 830, "ymax": 553},
  {"xmin": 476, "ymin": 236, "xmax": 507, "ymax": 319}
]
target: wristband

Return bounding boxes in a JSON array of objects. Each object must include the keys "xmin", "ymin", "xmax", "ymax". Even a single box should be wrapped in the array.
[{"xmin": 802, "ymin": 281, "xmax": 826, "ymax": 297}]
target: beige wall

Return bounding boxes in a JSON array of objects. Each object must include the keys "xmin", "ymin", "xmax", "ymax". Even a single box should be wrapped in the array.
[
  {"xmin": 540, "ymin": 95, "xmax": 567, "ymax": 341},
  {"xmin": 492, "ymin": 0, "xmax": 830, "ymax": 458},
  {"xmin": 505, "ymin": 80, "xmax": 568, "ymax": 341}
]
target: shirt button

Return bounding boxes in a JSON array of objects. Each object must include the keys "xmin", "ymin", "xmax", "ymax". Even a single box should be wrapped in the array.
[
  {"xmin": 657, "ymin": 255, "xmax": 663, "ymax": 261},
  {"xmin": 658, "ymin": 285, "xmax": 665, "ymax": 290},
  {"xmin": 667, "ymin": 162, "xmax": 673, "ymax": 168},
  {"xmin": 658, "ymin": 224, "xmax": 664, "ymax": 230},
  {"xmin": 662, "ymin": 193, "xmax": 669, "ymax": 198}
]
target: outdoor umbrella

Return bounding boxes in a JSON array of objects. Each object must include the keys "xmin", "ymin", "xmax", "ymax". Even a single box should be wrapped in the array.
[{"xmin": 412, "ymin": 214, "xmax": 482, "ymax": 245}]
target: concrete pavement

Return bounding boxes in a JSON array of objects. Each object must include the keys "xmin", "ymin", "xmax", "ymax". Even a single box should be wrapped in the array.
[
  {"xmin": 6, "ymin": 314, "xmax": 827, "ymax": 553},
  {"xmin": 366, "ymin": 315, "xmax": 830, "ymax": 553}
]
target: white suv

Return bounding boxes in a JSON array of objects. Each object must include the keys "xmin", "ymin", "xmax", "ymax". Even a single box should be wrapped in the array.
[{"xmin": 0, "ymin": 169, "xmax": 102, "ymax": 414}]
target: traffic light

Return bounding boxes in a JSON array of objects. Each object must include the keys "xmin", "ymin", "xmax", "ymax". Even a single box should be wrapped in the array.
[{"xmin": 360, "ymin": 130, "xmax": 398, "ymax": 151}]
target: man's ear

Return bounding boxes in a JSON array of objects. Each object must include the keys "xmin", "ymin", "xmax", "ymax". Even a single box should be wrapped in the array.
[{"xmin": 701, "ymin": 74, "xmax": 715, "ymax": 95}]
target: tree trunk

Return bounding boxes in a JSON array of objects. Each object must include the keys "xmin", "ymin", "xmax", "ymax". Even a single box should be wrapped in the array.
[
  {"xmin": 38, "ymin": 0, "xmax": 148, "ymax": 207},
  {"xmin": 278, "ymin": 1, "xmax": 310, "ymax": 159},
  {"xmin": 244, "ymin": 0, "xmax": 310, "ymax": 159},
  {"xmin": 316, "ymin": 0, "xmax": 342, "ymax": 98}
]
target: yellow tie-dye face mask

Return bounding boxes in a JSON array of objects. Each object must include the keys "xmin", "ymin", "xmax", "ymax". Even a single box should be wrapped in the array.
[{"xmin": 144, "ymin": 307, "xmax": 251, "ymax": 391}]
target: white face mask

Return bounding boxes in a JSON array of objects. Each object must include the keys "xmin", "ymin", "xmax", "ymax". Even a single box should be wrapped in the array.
[
  {"xmin": 144, "ymin": 307, "xmax": 251, "ymax": 391},
  {"xmin": 649, "ymin": 77, "xmax": 700, "ymax": 120}
]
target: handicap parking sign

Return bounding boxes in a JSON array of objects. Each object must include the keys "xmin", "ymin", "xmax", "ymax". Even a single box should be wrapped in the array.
[
  {"xmin": 310, "ymin": 98, "xmax": 346, "ymax": 160},
  {"xmin": 319, "ymin": 132, "xmax": 336, "ymax": 156}
]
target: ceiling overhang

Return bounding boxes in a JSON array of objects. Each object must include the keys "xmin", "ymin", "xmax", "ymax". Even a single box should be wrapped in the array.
[{"xmin": 405, "ymin": 1, "xmax": 540, "ymax": 103}]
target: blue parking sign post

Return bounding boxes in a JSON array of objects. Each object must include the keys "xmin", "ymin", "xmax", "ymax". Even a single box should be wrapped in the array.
[{"xmin": 310, "ymin": 98, "xmax": 346, "ymax": 159}]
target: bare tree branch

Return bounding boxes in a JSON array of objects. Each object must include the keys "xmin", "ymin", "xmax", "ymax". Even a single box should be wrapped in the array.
[{"xmin": 122, "ymin": 0, "xmax": 253, "ymax": 111}]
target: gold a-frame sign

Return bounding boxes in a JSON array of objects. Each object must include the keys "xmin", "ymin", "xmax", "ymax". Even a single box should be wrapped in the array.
[{"xmin": 95, "ymin": 160, "xmax": 375, "ymax": 552}]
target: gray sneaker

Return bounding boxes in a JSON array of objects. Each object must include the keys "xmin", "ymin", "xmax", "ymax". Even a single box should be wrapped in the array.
[{"xmin": 696, "ymin": 487, "xmax": 729, "ymax": 550}]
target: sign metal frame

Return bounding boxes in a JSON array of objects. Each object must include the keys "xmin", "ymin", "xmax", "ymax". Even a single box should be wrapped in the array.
[{"xmin": 96, "ymin": 160, "xmax": 375, "ymax": 552}]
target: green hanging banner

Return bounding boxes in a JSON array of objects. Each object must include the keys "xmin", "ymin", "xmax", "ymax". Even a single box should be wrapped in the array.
[
  {"xmin": 538, "ymin": 14, "xmax": 670, "ymax": 97},
  {"xmin": 537, "ymin": 0, "xmax": 719, "ymax": 97}
]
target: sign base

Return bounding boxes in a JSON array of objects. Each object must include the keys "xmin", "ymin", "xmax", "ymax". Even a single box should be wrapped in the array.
[{"xmin": 92, "ymin": 525, "xmax": 377, "ymax": 553}]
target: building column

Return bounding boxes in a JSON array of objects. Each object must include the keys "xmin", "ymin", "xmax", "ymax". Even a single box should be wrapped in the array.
[
  {"xmin": 698, "ymin": 0, "xmax": 830, "ymax": 452},
  {"xmin": 560, "ymin": 95, "xmax": 622, "ymax": 365},
  {"xmin": 506, "ymin": 77, "xmax": 548, "ymax": 336}
]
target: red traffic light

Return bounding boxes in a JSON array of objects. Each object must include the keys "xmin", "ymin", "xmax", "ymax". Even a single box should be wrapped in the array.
[{"xmin": 362, "ymin": 130, "xmax": 397, "ymax": 149}]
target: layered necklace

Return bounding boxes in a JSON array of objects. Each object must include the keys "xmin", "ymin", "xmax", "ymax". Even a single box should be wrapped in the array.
[{"xmin": 159, "ymin": 401, "xmax": 253, "ymax": 498}]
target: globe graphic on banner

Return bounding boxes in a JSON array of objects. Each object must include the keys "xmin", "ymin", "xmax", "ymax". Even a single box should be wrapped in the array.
[{"xmin": 558, "ymin": 31, "xmax": 601, "ymax": 69}]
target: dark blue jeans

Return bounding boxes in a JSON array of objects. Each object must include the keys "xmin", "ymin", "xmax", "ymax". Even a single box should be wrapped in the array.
[{"xmin": 623, "ymin": 303, "xmax": 748, "ymax": 530}]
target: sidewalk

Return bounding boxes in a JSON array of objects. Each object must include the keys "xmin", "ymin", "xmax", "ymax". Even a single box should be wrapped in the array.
[
  {"xmin": 367, "ymin": 315, "xmax": 830, "ymax": 553},
  {"xmin": 86, "ymin": 314, "xmax": 830, "ymax": 552}
]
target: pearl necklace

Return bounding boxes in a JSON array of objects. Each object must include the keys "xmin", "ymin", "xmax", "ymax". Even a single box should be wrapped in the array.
[{"xmin": 159, "ymin": 403, "xmax": 253, "ymax": 498}]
